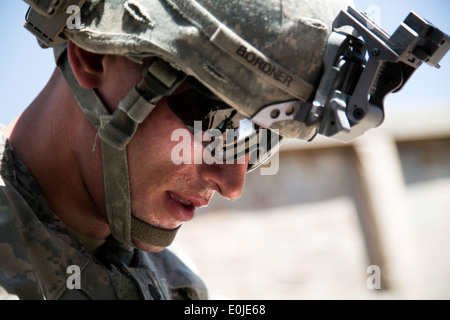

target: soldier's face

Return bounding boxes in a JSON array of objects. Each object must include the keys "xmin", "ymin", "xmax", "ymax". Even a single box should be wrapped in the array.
[{"xmin": 80, "ymin": 55, "xmax": 248, "ymax": 252}]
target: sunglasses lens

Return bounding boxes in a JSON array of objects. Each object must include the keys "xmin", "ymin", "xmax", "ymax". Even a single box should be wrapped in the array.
[
  {"xmin": 167, "ymin": 89, "xmax": 223, "ymax": 130},
  {"xmin": 166, "ymin": 84, "xmax": 284, "ymax": 172}
]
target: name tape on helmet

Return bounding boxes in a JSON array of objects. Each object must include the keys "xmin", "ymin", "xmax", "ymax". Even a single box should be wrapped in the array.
[
  {"xmin": 236, "ymin": 45, "xmax": 294, "ymax": 89},
  {"xmin": 166, "ymin": 0, "xmax": 315, "ymax": 102},
  {"xmin": 210, "ymin": 27, "xmax": 314, "ymax": 102}
]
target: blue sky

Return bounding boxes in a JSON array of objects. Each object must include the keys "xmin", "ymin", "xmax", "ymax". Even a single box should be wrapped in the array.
[{"xmin": 0, "ymin": 0, "xmax": 449, "ymax": 125}]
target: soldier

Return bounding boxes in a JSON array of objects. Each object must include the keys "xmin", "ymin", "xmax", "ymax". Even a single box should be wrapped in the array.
[{"xmin": 1, "ymin": 0, "xmax": 447, "ymax": 300}]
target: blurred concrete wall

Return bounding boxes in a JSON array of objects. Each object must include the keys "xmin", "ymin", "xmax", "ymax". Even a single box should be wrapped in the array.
[{"xmin": 173, "ymin": 105, "xmax": 450, "ymax": 300}]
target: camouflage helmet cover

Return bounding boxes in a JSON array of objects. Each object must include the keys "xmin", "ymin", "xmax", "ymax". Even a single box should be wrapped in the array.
[{"xmin": 64, "ymin": 0, "xmax": 354, "ymax": 140}]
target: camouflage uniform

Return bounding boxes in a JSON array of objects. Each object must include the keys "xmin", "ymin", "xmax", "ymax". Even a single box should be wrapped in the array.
[{"xmin": 0, "ymin": 134, "xmax": 207, "ymax": 300}]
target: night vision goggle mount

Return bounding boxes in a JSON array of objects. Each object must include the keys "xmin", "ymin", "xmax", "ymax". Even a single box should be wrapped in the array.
[{"xmin": 307, "ymin": 6, "xmax": 450, "ymax": 143}]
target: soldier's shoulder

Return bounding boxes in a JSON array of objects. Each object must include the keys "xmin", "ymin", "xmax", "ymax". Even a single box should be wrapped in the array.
[{"xmin": 137, "ymin": 245, "xmax": 209, "ymax": 300}]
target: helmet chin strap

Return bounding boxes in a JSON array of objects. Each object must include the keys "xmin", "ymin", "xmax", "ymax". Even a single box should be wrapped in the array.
[{"xmin": 57, "ymin": 47, "xmax": 186, "ymax": 248}]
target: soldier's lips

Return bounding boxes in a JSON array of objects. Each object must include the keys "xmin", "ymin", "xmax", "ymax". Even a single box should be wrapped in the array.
[{"xmin": 165, "ymin": 191, "xmax": 209, "ymax": 222}]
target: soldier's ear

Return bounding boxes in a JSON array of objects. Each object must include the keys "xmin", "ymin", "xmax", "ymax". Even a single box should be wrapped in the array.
[{"xmin": 67, "ymin": 40, "xmax": 105, "ymax": 89}]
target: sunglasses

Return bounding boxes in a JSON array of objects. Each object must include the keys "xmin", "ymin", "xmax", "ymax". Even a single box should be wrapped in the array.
[{"xmin": 166, "ymin": 77, "xmax": 284, "ymax": 172}]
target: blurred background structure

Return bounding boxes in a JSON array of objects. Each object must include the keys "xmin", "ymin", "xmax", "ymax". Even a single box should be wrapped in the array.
[{"xmin": 1, "ymin": 0, "xmax": 450, "ymax": 300}]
